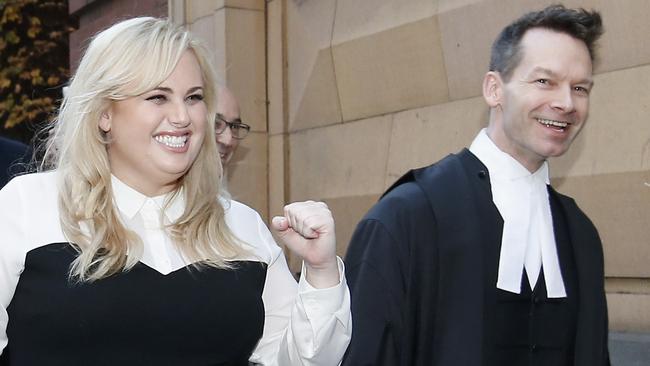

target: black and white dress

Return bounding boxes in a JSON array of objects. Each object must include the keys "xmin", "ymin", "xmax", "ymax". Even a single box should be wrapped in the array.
[{"xmin": 0, "ymin": 172, "xmax": 351, "ymax": 365}]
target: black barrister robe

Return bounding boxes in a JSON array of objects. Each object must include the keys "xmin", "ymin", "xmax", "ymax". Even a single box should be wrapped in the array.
[{"xmin": 343, "ymin": 149, "xmax": 609, "ymax": 366}]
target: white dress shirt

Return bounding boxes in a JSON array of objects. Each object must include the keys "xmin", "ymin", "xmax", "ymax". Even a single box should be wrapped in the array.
[
  {"xmin": 0, "ymin": 171, "xmax": 352, "ymax": 365},
  {"xmin": 470, "ymin": 129, "xmax": 566, "ymax": 298}
]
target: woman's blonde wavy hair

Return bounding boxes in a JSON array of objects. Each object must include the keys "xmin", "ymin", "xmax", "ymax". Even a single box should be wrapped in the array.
[{"xmin": 41, "ymin": 17, "xmax": 246, "ymax": 281}]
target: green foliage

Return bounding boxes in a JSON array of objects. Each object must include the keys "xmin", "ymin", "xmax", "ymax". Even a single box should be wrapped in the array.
[{"xmin": 0, "ymin": 0, "xmax": 74, "ymax": 143}]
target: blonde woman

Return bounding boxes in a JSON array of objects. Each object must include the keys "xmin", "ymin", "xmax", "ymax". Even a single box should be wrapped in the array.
[{"xmin": 0, "ymin": 18, "xmax": 350, "ymax": 365}]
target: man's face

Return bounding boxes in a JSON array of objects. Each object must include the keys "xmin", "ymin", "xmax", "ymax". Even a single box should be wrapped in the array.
[
  {"xmin": 215, "ymin": 90, "xmax": 241, "ymax": 165},
  {"xmin": 486, "ymin": 28, "xmax": 593, "ymax": 172}
]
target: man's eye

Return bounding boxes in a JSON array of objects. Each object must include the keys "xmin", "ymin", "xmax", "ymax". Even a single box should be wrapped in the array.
[
  {"xmin": 535, "ymin": 79, "xmax": 549, "ymax": 85},
  {"xmin": 574, "ymin": 86, "xmax": 590, "ymax": 94}
]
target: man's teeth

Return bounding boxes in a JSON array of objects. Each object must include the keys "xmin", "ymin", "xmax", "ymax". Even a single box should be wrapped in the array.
[
  {"xmin": 154, "ymin": 135, "xmax": 187, "ymax": 148},
  {"xmin": 537, "ymin": 118, "xmax": 568, "ymax": 128}
]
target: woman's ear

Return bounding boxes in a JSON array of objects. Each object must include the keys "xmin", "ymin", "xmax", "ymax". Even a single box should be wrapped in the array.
[
  {"xmin": 482, "ymin": 71, "xmax": 503, "ymax": 108},
  {"xmin": 99, "ymin": 110, "xmax": 111, "ymax": 132}
]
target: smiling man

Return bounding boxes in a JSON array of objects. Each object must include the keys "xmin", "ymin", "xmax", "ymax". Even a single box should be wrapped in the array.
[{"xmin": 344, "ymin": 5, "xmax": 609, "ymax": 366}]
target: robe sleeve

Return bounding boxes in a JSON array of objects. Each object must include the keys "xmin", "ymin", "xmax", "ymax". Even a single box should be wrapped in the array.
[{"xmin": 342, "ymin": 218, "xmax": 407, "ymax": 366}]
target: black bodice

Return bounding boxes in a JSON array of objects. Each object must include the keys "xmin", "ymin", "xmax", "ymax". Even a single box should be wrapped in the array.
[{"xmin": 2, "ymin": 243, "xmax": 267, "ymax": 366}]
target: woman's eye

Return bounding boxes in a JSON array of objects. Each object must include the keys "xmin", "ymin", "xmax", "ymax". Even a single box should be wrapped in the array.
[
  {"xmin": 535, "ymin": 79, "xmax": 549, "ymax": 85},
  {"xmin": 187, "ymin": 94, "xmax": 204, "ymax": 103},
  {"xmin": 146, "ymin": 95, "xmax": 166, "ymax": 104}
]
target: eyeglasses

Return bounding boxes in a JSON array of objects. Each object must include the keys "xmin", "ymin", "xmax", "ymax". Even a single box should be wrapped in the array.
[{"xmin": 215, "ymin": 114, "xmax": 250, "ymax": 140}]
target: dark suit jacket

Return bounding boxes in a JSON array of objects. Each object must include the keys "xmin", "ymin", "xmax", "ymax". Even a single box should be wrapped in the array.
[
  {"xmin": 343, "ymin": 149, "xmax": 609, "ymax": 366},
  {"xmin": 0, "ymin": 136, "xmax": 29, "ymax": 189}
]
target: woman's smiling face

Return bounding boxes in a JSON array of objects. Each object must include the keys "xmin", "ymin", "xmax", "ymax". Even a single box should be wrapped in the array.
[{"xmin": 100, "ymin": 51, "xmax": 207, "ymax": 196}]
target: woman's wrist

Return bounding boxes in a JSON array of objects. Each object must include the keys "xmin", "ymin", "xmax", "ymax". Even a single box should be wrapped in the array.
[{"xmin": 304, "ymin": 259, "xmax": 340, "ymax": 289}]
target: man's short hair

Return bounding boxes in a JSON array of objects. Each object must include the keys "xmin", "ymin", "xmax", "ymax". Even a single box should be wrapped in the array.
[{"xmin": 489, "ymin": 4, "xmax": 603, "ymax": 81}]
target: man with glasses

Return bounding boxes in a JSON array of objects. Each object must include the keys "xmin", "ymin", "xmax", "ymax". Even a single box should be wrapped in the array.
[{"xmin": 215, "ymin": 86, "xmax": 250, "ymax": 167}]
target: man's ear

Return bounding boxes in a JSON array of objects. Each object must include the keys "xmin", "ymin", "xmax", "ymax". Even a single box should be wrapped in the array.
[
  {"xmin": 482, "ymin": 71, "xmax": 503, "ymax": 108},
  {"xmin": 99, "ymin": 109, "xmax": 111, "ymax": 132}
]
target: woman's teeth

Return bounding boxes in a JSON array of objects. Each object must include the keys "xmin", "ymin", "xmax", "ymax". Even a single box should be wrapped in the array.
[
  {"xmin": 537, "ymin": 118, "xmax": 568, "ymax": 129},
  {"xmin": 154, "ymin": 135, "xmax": 187, "ymax": 148}
]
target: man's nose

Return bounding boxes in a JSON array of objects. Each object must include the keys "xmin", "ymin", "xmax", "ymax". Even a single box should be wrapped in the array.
[
  {"xmin": 217, "ymin": 125, "xmax": 235, "ymax": 146},
  {"xmin": 550, "ymin": 85, "xmax": 576, "ymax": 113}
]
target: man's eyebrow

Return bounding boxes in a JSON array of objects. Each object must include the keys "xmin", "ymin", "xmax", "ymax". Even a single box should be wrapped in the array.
[
  {"xmin": 216, "ymin": 114, "xmax": 242, "ymax": 123},
  {"xmin": 528, "ymin": 67, "xmax": 557, "ymax": 78},
  {"xmin": 528, "ymin": 67, "xmax": 593, "ymax": 85}
]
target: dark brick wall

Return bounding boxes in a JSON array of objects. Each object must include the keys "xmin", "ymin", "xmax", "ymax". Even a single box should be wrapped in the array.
[{"xmin": 69, "ymin": 0, "xmax": 168, "ymax": 72}]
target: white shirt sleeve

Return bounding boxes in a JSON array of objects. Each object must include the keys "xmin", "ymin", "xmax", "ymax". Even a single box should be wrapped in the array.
[
  {"xmin": 0, "ymin": 178, "xmax": 29, "ymax": 355},
  {"xmin": 247, "ymin": 210, "xmax": 352, "ymax": 366}
]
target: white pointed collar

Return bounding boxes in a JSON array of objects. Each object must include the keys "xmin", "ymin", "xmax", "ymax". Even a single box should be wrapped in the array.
[
  {"xmin": 470, "ymin": 129, "xmax": 550, "ymax": 184},
  {"xmin": 111, "ymin": 175, "xmax": 185, "ymax": 223}
]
